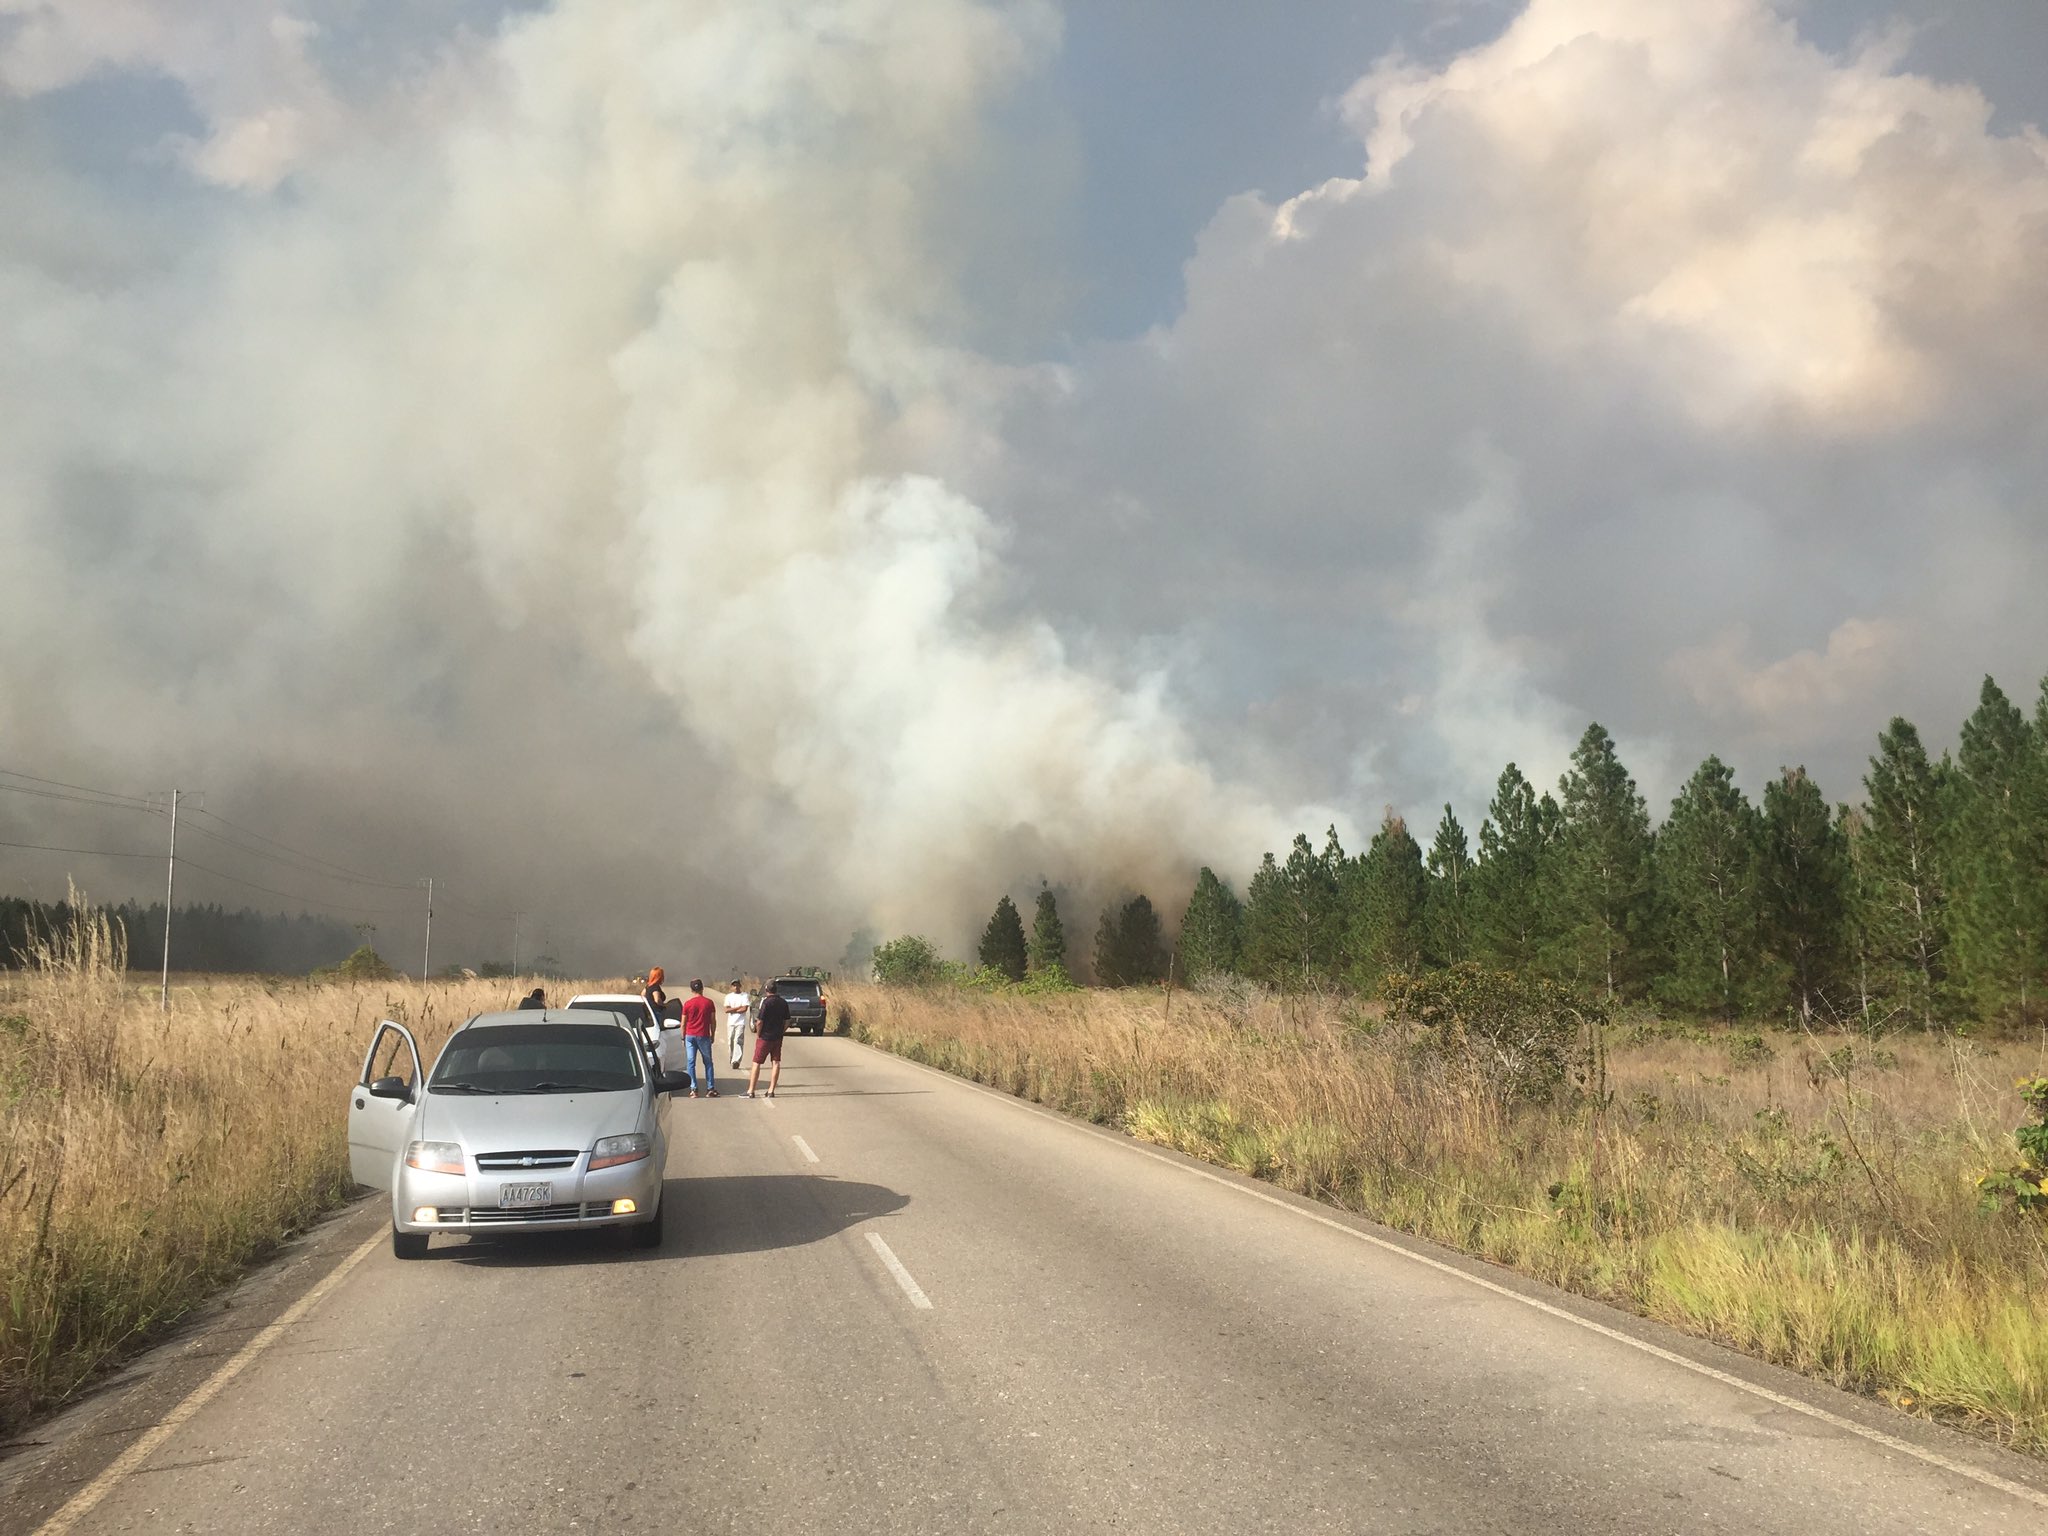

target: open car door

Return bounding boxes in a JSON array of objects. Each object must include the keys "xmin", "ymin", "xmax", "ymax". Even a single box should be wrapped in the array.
[{"xmin": 348, "ymin": 1020, "xmax": 422, "ymax": 1190}]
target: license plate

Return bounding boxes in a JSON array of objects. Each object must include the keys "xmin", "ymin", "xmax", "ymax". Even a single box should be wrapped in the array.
[{"xmin": 498, "ymin": 1182, "xmax": 551, "ymax": 1208}]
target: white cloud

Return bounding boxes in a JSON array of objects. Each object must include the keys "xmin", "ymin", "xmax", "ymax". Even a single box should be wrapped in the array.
[{"xmin": 973, "ymin": 0, "xmax": 2048, "ymax": 816}]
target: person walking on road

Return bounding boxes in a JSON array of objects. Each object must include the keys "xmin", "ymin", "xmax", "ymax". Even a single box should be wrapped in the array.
[
  {"xmin": 680, "ymin": 978, "xmax": 719, "ymax": 1097},
  {"xmin": 746, "ymin": 981, "xmax": 789, "ymax": 1099},
  {"xmin": 723, "ymin": 978, "xmax": 751, "ymax": 1069}
]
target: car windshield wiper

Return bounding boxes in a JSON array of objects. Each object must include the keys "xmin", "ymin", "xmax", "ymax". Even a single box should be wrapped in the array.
[
  {"xmin": 432, "ymin": 1081, "xmax": 506, "ymax": 1094},
  {"xmin": 524, "ymin": 1080, "xmax": 609, "ymax": 1093}
]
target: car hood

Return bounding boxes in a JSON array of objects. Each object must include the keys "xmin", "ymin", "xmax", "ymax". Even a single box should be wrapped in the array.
[{"xmin": 418, "ymin": 1089, "xmax": 646, "ymax": 1152}]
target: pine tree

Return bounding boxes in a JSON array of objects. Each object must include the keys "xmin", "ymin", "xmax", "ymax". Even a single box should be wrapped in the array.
[
  {"xmin": 1347, "ymin": 810, "xmax": 1429, "ymax": 992},
  {"xmin": 1028, "ymin": 885, "xmax": 1066, "ymax": 976},
  {"xmin": 1242, "ymin": 831, "xmax": 1343, "ymax": 988},
  {"xmin": 1860, "ymin": 717, "xmax": 1950, "ymax": 1029},
  {"xmin": 1554, "ymin": 724, "xmax": 1655, "ymax": 1000},
  {"xmin": 1092, "ymin": 904, "xmax": 1123, "ymax": 987},
  {"xmin": 1422, "ymin": 804, "xmax": 1472, "ymax": 966},
  {"xmin": 1468, "ymin": 764, "xmax": 1560, "ymax": 973},
  {"xmin": 1760, "ymin": 766, "xmax": 1849, "ymax": 1025},
  {"xmin": 1115, "ymin": 894, "xmax": 1168, "ymax": 985},
  {"xmin": 976, "ymin": 894, "xmax": 1028, "ymax": 982},
  {"xmin": 1656, "ymin": 756, "xmax": 1765, "ymax": 1019},
  {"xmin": 1945, "ymin": 677, "xmax": 2045, "ymax": 1025},
  {"xmin": 1177, "ymin": 867, "xmax": 1244, "ymax": 981}
]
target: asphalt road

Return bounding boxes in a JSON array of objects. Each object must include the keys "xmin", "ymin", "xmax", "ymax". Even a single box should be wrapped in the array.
[{"xmin": 11, "ymin": 1036, "xmax": 2048, "ymax": 1534}]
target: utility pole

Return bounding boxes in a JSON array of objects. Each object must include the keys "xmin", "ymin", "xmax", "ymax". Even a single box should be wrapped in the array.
[
  {"xmin": 421, "ymin": 877, "xmax": 434, "ymax": 982},
  {"xmin": 160, "ymin": 788, "xmax": 180, "ymax": 1012},
  {"xmin": 512, "ymin": 909, "xmax": 525, "ymax": 977}
]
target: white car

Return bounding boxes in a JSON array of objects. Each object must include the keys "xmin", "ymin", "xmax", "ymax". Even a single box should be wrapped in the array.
[
  {"xmin": 347, "ymin": 1009, "xmax": 685, "ymax": 1258},
  {"xmin": 565, "ymin": 993, "xmax": 679, "ymax": 1072}
]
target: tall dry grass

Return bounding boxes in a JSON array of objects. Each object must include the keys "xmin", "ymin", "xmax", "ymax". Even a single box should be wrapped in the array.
[
  {"xmin": 844, "ymin": 981, "xmax": 2048, "ymax": 1454},
  {"xmin": 0, "ymin": 915, "xmax": 582, "ymax": 1432}
]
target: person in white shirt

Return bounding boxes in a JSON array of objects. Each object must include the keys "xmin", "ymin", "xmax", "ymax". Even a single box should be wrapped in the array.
[{"xmin": 723, "ymin": 980, "xmax": 752, "ymax": 1069}]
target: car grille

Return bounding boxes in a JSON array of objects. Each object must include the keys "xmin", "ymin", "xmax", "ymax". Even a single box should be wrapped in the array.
[
  {"xmin": 475, "ymin": 1150, "xmax": 581, "ymax": 1171},
  {"xmin": 468, "ymin": 1203, "xmax": 585, "ymax": 1224}
]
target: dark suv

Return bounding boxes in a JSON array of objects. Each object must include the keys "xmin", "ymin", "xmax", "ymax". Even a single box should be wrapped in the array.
[{"xmin": 771, "ymin": 976, "xmax": 830, "ymax": 1035}]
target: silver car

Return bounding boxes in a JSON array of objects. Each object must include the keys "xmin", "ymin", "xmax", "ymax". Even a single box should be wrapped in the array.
[{"xmin": 347, "ymin": 1009, "xmax": 687, "ymax": 1259}]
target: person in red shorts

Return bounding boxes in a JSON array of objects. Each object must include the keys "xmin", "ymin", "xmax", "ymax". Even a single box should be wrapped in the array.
[
  {"xmin": 679, "ymin": 978, "xmax": 719, "ymax": 1097},
  {"xmin": 746, "ymin": 981, "xmax": 789, "ymax": 1100}
]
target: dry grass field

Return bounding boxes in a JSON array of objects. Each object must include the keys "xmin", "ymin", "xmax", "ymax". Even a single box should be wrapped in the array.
[
  {"xmin": 8, "ymin": 924, "xmax": 2047, "ymax": 1458},
  {"xmin": 0, "ymin": 912, "xmax": 581, "ymax": 1433},
  {"xmin": 843, "ymin": 981, "xmax": 2048, "ymax": 1455}
]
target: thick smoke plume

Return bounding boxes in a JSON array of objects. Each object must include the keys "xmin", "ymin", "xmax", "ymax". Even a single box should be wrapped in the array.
[{"xmin": 0, "ymin": 0, "xmax": 1322, "ymax": 970}]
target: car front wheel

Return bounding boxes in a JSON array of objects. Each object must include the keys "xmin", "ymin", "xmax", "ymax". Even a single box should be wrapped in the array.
[
  {"xmin": 630, "ymin": 1200, "xmax": 664, "ymax": 1250},
  {"xmin": 393, "ymin": 1226, "xmax": 429, "ymax": 1260}
]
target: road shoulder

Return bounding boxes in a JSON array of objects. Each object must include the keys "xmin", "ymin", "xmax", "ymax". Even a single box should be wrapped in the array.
[
  {"xmin": 852, "ymin": 1032, "xmax": 2048, "ymax": 1505},
  {"xmin": 0, "ymin": 1197, "xmax": 388, "ymax": 1531}
]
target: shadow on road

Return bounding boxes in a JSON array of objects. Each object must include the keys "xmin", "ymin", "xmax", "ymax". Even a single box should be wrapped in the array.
[{"xmin": 431, "ymin": 1175, "xmax": 909, "ymax": 1267}]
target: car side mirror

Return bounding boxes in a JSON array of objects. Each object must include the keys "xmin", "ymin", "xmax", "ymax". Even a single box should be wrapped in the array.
[
  {"xmin": 654, "ymin": 1071, "xmax": 691, "ymax": 1095},
  {"xmin": 367, "ymin": 1076, "xmax": 413, "ymax": 1103}
]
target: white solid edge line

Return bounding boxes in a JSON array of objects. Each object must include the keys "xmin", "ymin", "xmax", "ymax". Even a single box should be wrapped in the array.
[
  {"xmin": 33, "ymin": 1227, "xmax": 386, "ymax": 1536},
  {"xmin": 866, "ymin": 1231, "xmax": 934, "ymax": 1310},
  {"xmin": 863, "ymin": 1039, "xmax": 2048, "ymax": 1512},
  {"xmin": 792, "ymin": 1134, "xmax": 820, "ymax": 1164}
]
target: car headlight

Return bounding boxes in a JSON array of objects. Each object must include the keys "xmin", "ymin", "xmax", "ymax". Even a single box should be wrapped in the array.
[
  {"xmin": 589, "ymin": 1133, "xmax": 651, "ymax": 1171},
  {"xmin": 405, "ymin": 1141, "xmax": 464, "ymax": 1175}
]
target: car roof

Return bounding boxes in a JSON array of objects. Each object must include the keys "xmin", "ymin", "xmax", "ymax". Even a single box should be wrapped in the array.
[
  {"xmin": 462, "ymin": 1008, "xmax": 637, "ymax": 1030},
  {"xmin": 564, "ymin": 993, "xmax": 652, "ymax": 1005}
]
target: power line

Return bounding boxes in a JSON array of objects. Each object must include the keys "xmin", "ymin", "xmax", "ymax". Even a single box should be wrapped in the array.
[
  {"xmin": 0, "ymin": 837, "xmax": 161, "ymax": 859},
  {"xmin": 178, "ymin": 816, "xmax": 421, "ymax": 891},
  {"xmin": 3, "ymin": 762, "xmax": 513, "ymax": 930},
  {"xmin": 0, "ymin": 766, "xmax": 160, "ymax": 809},
  {"xmin": 183, "ymin": 806, "xmax": 416, "ymax": 888},
  {"xmin": 1, "ymin": 836, "xmax": 417, "ymax": 918},
  {"xmin": 172, "ymin": 856, "xmax": 423, "ymax": 917},
  {"xmin": 0, "ymin": 781, "xmax": 164, "ymax": 815}
]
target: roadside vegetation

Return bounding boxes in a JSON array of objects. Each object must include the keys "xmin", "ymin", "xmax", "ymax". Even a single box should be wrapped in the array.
[
  {"xmin": 845, "ymin": 978, "xmax": 2048, "ymax": 1455},
  {"xmin": 0, "ymin": 909, "xmax": 529, "ymax": 1433},
  {"xmin": 840, "ymin": 670, "xmax": 2048, "ymax": 1451}
]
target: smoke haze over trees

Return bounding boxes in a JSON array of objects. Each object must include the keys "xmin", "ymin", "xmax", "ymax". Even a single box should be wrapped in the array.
[{"xmin": 917, "ymin": 670, "xmax": 2048, "ymax": 1030}]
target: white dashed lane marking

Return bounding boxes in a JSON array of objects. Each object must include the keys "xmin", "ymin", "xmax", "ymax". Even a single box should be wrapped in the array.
[
  {"xmin": 792, "ymin": 1135, "xmax": 820, "ymax": 1164},
  {"xmin": 866, "ymin": 1232, "xmax": 934, "ymax": 1310}
]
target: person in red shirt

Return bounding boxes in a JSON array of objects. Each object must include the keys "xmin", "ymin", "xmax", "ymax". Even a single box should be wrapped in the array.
[{"xmin": 679, "ymin": 978, "xmax": 719, "ymax": 1097}]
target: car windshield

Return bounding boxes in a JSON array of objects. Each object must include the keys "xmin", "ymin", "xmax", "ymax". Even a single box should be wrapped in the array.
[
  {"xmin": 777, "ymin": 980, "xmax": 821, "ymax": 1001},
  {"xmin": 431, "ymin": 1024, "xmax": 642, "ymax": 1094}
]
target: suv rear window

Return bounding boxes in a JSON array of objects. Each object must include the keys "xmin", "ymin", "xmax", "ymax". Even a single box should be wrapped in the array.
[
  {"xmin": 570, "ymin": 1002, "xmax": 652, "ymax": 1032},
  {"xmin": 775, "ymin": 980, "xmax": 821, "ymax": 1002}
]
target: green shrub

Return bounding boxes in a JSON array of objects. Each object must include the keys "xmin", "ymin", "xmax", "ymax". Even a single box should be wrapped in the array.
[
  {"xmin": 1384, "ymin": 963, "xmax": 1606, "ymax": 1104},
  {"xmin": 870, "ymin": 935, "xmax": 947, "ymax": 986},
  {"xmin": 1979, "ymin": 1077, "xmax": 2048, "ymax": 1215},
  {"xmin": 310, "ymin": 945, "xmax": 395, "ymax": 982}
]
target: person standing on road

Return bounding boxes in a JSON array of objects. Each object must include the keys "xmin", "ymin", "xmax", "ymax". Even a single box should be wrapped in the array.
[
  {"xmin": 518, "ymin": 987, "xmax": 545, "ymax": 1010},
  {"xmin": 723, "ymin": 978, "xmax": 751, "ymax": 1069},
  {"xmin": 642, "ymin": 966, "xmax": 668, "ymax": 1019},
  {"xmin": 746, "ymin": 981, "xmax": 788, "ymax": 1100},
  {"xmin": 680, "ymin": 978, "xmax": 719, "ymax": 1097}
]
